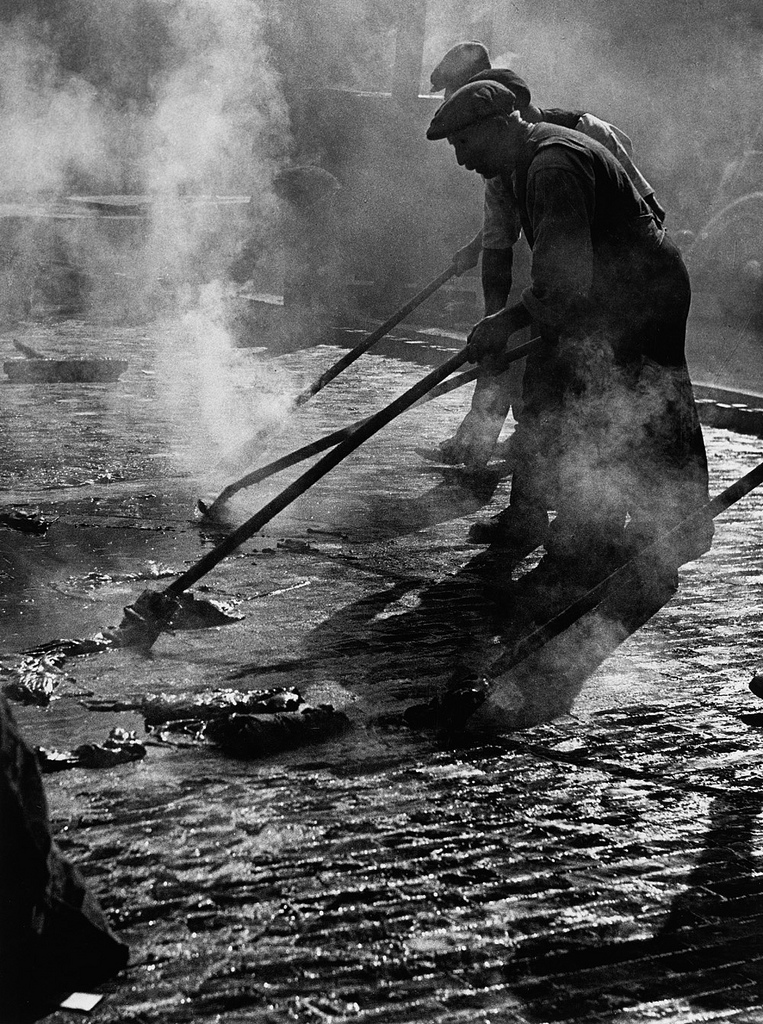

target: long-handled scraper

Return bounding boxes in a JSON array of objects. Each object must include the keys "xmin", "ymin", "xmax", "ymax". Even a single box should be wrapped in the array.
[
  {"xmin": 115, "ymin": 337, "xmax": 540, "ymax": 650},
  {"xmin": 204, "ymin": 262, "xmax": 462, "ymax": 496}
]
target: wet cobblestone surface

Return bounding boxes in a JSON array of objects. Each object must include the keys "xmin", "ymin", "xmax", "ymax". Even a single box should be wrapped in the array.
[{"xmin": 1, "ymin": 311, "xmax": 763, "ymax": 1023}]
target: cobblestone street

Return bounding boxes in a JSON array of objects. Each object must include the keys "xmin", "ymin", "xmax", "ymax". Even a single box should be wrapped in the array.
[{"xmin": 2, "ymin": 310, "xmax": 763, "ymax": 1023}]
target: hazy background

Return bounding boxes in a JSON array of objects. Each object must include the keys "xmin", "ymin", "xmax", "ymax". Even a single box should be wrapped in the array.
[
  {"xmin": 1, "ymin": 0, "xmax": 761, "ymax": 473},
  {"xmin": 2, "ymin": 0, "xmax": 761, "ymax": 294},
  {"xmin": 287, "ymin": 0, "xmax": 763, "ymax": 228}
]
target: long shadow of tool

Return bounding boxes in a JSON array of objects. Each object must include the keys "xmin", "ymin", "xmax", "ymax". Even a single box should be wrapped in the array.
[
  {"xmin": 228, "ymin": 531, "xmax": 671, "ymax": 727},
  {"xmin": 283, "ymin": 531, "xmax": 665, "ymax": 724},
  {"xmin": 230, "ymin": 459, "xmax": 763, "ymax": 737},
  {"xmin": 306, "ymin": 547, "xmax": 515, "ymax": 662},
  {"xmin": 339, "ymin": 471, "xmax": 503, "ymax": 539},
  {"xmin": 225, "ymin": 545, "xmax": 543, "ymax": 717},
  {"xmin": 457, "ymin": 566, "xmax": 677, "ymax": 734}
]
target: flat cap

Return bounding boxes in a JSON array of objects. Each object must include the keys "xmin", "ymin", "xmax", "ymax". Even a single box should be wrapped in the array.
[
  {"xmin": 426, "ymin": 81, "xmax": 518, "ymax": 141},
  {"xmin": 430, "ymin": 41, "xmax": 490, "ymax": 93},
  {"xmin": 469, "ymin": 68, "xmax": 531, "ymax": 109}
]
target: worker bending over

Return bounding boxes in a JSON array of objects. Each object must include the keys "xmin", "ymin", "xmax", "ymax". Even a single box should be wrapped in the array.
[
  {"xmin": 428, "ymin": 42, "xmax": 665, "ymax": 499},
  {"xmin": 426, "ymin": 81, "xmax": 712, "ymax": 605}
]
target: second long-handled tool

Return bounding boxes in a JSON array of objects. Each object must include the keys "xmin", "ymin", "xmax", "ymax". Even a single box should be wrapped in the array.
[
  {"xmin": 214, "ymin": 262, "xmax": 460, "ymax": 477},
  {"xmin": 198, "ymin": 336, "xmax": 543, "ymax": 519},
  {"xmin": 440, "ymin": 458, "xmax": 763, "ymax": 732},
  {"xmin": 197, "ymin": 364, "xmax": 483, "ymax": 519},
  {"xmin": 113, "ymin": 337, "xmax": 540, "ymax": 651},
  {"xmin": 402, "ymin": 458, "xmax": 763, "ymax": 734},
  {"xmin": 493, "ymin": 462, "xmax": 763, "ymax": 674}
]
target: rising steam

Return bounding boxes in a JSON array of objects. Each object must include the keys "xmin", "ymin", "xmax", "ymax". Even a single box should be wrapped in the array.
[
  {"xmin": 2, "ymin": 0, "xmax": 761, "ymax": 478},
  {"xmin": 0, "ymin": 24, "xmax": 121, "ymax": 196},
  {"xmin": 1, "ymin": 1, "xmax": 296, "ymax": 471}
]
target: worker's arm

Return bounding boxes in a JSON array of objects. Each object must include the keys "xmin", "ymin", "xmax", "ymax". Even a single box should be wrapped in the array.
[
  {"xmin": 462, "ymin": 175, "xmax": 524, "ymax": 358},
  {"xmin": 519, "ymin": 156, "xmax": 595, "ymax": 334},
  {"xmin": 466, "ymin": 300, "xmax": 531, "ymax": 362},
  {"xmin": 481, "ymin": 174, "xmax": 520, "ymax": 306},
  {"xmin": 482, "ymin": 247, "xmax": 513, "ymax": 315},
  {"xmin": 470, "ymin": 154, "xmax": 597, "ymax": 364}
]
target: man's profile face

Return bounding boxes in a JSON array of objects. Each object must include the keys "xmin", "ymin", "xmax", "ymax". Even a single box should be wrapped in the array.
[{"xmin": 447, "ymin": 119, "xmax": 505, "ymax": 178}]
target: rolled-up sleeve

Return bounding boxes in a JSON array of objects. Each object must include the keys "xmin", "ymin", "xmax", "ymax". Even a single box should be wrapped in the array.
[
  {"xmin": 520, "ymin": 154, "xmax": 595, "ymax": 331},
  {"xmin": 576, "ymin": 113, "xmax": 654, "ymax": 199}
]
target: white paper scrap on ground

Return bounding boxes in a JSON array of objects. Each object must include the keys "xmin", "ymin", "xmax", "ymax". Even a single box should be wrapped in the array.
[{"xmin": 59, "ymin": 992, "xmax": 104, "ymax": 1012}]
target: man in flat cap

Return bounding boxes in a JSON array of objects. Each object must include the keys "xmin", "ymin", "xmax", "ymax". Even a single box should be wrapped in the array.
[
  {"xmin": 427, "ymin": 81, "xmax": 711, "ymax": 605},
  {"xmin": 429, "ymin": 40, "xmax": 491, "ymax": 95},
  {"xmin": 427, "ymin": 43, "xmax": 666, "ymax": 503}
]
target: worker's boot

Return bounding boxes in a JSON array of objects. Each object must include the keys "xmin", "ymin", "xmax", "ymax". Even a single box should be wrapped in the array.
[
  {"xmin": 421, "ymin": 389, "xmax": 511, "ymax": 470},
  {"xmin": 437, "ymin": 431, "xmax": 515, "ymax": 470},
  {"xmin": 417, "ymin": 428, "xmax": 497, "ymax": 471}
]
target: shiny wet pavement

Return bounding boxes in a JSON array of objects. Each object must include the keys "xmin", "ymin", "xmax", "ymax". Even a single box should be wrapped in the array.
[{"xmin": 2, "ymin": 310, "xmax": 763, "ymax": 1024}]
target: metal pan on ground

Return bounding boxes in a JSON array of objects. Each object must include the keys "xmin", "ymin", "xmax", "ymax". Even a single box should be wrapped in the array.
[{"xmin": 3, "ymin": 358, "xmax": 128, "ymax": 384}]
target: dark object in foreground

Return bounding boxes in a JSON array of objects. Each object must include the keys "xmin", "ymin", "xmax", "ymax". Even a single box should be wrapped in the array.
[
  {"xmin": 37, "ymin": 728, "xmax": 147, "ymax": 773},
  {"xmin": 4, "ymin": 358, "xmax": 128, "ymax": 384},
  {"xmin": 0, "ymin": 509, "xmax": 51, "ymax": 535},
  {"xmin": 749, "ymin": 672, "xmax": 763, "ymax": 699},
  {"xmin": 2, "ymin": 654, "xmax": 70, "ymax": 706},
  {"xmin": 142, "ymin": 686, "xmax": 302, "ymax": 726},
  {"xmin": 204, "ymin": 705, "xmax": 353, "ymax": 758},
  {"xmin": 1, "ymin": 696, "xmax": 128, "ymax": 1022}
]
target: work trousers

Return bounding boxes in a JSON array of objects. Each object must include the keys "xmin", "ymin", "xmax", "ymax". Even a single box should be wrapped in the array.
[
  {"xmin": 510, "ymin": 336, "xmax": 712, "ymax": 564},
  {"xmin": 451, "ymin": 329, "xmax": 529, "ymax": 461}
]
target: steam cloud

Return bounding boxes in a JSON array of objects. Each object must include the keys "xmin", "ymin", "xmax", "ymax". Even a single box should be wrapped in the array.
[
  {"xmin": 1, "ymin": 0, "xmax": 296, "ymax": 471},
  {"xmin": 2, "ymin": 1, "xmax": 761, "ymax": 477},
  {"xmin": 0, "ymin": 25, "xmax": 120, "ymax": 197}
]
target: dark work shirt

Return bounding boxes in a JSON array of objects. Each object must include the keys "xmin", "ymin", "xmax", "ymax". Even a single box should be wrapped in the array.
[{"xmin": 510, "ymin": 124, "xmax": 674, "ymax": 359}]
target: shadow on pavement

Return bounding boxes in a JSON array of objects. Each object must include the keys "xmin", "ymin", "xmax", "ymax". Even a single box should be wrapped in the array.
[
  {"xmin": 322, "ymin": 471, "xmax": 502, "ymax": 541},
  {"xmin": 227, "ymin": 531, "xmax": 680, "ymax": 737},
  {"xmin": 302, "ymin": 545, "xmax": 524, "ymax": 673},
  {"xmin": 226, "ymin": 544, "xmax": 527, "ymax": 715},
  {"xmin": 501, "ymin": 781, "xmax": 763, "ymax": 1020}
]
